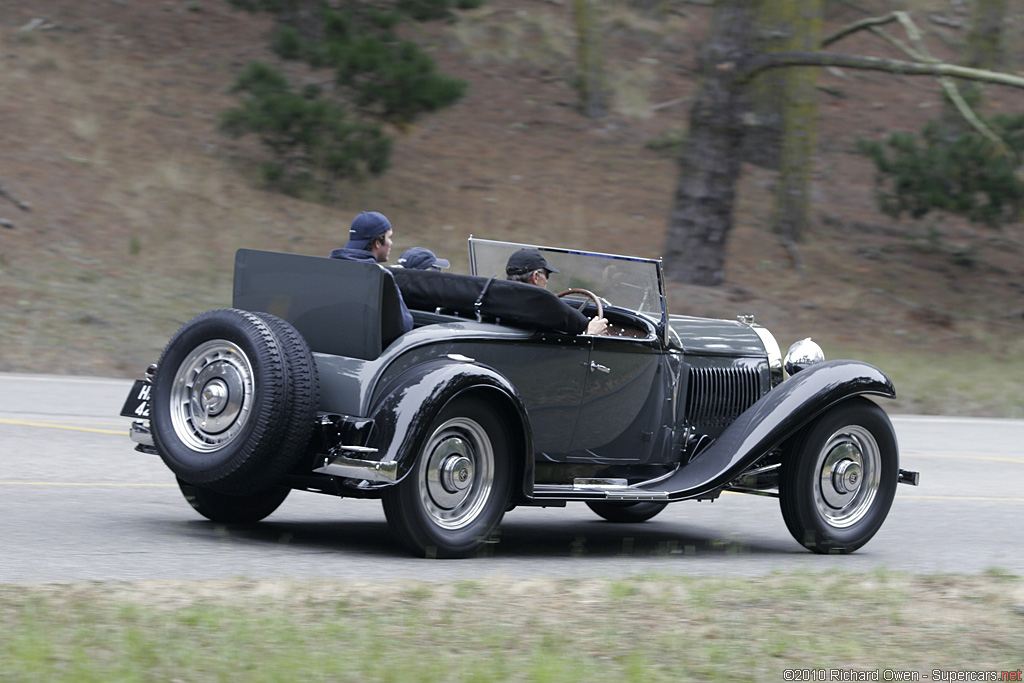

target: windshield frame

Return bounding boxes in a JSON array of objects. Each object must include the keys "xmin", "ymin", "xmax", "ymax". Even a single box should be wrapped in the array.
[{"xmin": 467, "ymin": 236, "xmax": 668, "ymax": 335}]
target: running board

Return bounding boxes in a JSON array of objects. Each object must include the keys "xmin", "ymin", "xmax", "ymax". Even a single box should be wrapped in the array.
[{"xmin": 532, "ymin": 478, "xmax": 670, "ymax": 501}]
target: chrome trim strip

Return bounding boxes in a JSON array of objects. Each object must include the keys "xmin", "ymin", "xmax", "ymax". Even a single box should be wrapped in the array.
[
  {"xmin": 749, "ymin": 324, "xmax": 784, "ymax": 388},
  {"xmin": 533, "ymin": 483, "xmax": 670, "ymax": 500},
  {"xmin": 573, "ymin": 478, "xmax": 629, "ymax": 488},
  {"xmin": 314, "ymin": 452, "xmax": 397, "ymax": 483},
  {"xmin": 130, "ymin": 421, "xmax": 154, "ymax": 447}
]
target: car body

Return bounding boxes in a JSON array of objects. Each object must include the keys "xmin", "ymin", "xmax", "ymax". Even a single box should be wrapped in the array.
[{"xmin": 121, "ymin": 237, "xmax": 919, "ymax": 557}]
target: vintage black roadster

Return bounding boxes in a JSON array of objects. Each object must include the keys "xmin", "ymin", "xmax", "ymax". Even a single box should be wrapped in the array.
[{"xmin": 120, "ymin": 237, "xmax": 919, "ymax": 558}]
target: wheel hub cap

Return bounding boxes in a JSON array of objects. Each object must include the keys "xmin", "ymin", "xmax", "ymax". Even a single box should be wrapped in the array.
[
  {"xmin": 813, "ymin": 426, "xmax": 881, "ymax": 528},
  {"xmin": 416, "ymin": 417, "xmax": 495, "ymax": 531},
  {"xmin": 200, "ymin": 379, "xmax": 229, "ymax": 416},
  {"xmin": 831, "ymin": 458, "xmax": 862, "ymax": 495},
  {"xmin": 170, "ymin": 340, "xmax": 254, "ymax": 452},
  {"xmin": 189, "ymin": 361, "xmax": 246, "ymax": 434},
  {"xmin": 440, "ymin": 454, "xmax": 474, "ymax": 494},
  {"xmin": 820, "ymin": 442, "xmax": 862, "ymax": 509},
  {"xmin": 426, "ymin": 437, "xmax": 472, "ymax": 509}
]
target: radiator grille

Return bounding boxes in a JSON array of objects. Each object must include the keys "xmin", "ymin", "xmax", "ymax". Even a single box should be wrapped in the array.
[{"xmin": 685, "ymin": 366, "xmax": 762, "ymax": 428}]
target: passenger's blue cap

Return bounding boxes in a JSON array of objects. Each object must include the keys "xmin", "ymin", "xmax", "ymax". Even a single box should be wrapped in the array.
[
  {"xmin": 346, "ymin": 211, "xmax": 391, "ymax": 249},
  {"xmin": 397, "ymin": 247, "xmax": 450, "ymax": 270}
]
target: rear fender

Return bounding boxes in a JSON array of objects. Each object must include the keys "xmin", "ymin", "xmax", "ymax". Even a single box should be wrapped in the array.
[
  {"xmin": 367, "ymin": 360, "xmax": 533, "ymax": 486},
  {"xmin": 650, "ymin": 359, "xmax": 896, "ymax": 499}
]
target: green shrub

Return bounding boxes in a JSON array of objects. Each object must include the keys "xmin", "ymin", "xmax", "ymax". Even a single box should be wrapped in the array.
[
  {"xmin": 220, "ymin": 62, "xmax": 392, "ymax": 186},
  {"xmin": 858, "ymin": 114, "xmax": 1024, "ymax": 229},
  {"xmin": 221, "ymin": 1, "xmax": 473, "ymax": 189}
]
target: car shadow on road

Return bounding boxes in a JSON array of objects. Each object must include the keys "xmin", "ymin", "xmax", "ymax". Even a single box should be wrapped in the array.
[{"xmin": 169, "ymin": 516, "xmax": 795, "ymax": 559}]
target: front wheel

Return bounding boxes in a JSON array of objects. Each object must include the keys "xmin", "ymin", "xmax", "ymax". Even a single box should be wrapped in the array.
[
  {"xmin": 779, "ymin": 397, "xmax": 898, "ymax": 554},
  {"xmin": 383, "ymin": 397, "xmax": 512, "ymax": 558}
]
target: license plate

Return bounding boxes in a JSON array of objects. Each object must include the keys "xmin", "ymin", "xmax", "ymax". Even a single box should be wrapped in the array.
[{"xmin": 120, "ymin": 379, "xmax": 152, "ymax": 419}]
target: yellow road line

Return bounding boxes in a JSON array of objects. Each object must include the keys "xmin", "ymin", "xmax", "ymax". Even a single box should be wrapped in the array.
[
  {"xmin": 0, "ymin": 482, "xmax": 174, "ymax": 487},
  {"xmin": 901, "ymin": 452, "xmax": 1022, "ymax": 465},
  {"xmin": 0, "ymin": 418, "xmax": 125, "ymax": 436},
  {"xmin": 899, "ymin": 494, "xmax": 1024, "ymax": 502}
]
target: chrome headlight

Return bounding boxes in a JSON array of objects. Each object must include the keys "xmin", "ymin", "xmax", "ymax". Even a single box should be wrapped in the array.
[{"xmin": 784, "ymin": 338, "xmax": 825, "ymax": 376}]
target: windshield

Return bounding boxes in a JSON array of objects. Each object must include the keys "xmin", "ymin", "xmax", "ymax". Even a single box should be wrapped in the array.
[{"xmin": 468, "ymin": 237, "xmax": 666, "ymax": 326}]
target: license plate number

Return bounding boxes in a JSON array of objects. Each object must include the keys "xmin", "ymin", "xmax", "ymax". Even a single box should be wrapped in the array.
[{"xmin": 120, "ymin": 379, "xmax": 151, "ymax": 418}]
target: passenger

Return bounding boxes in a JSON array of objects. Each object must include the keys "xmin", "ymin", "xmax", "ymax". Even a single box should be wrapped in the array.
[
  {"xmin": 506, "ymin": 249, "xmax": 608, "ymax": 335},
  {"xmin": 329, "ymin": 211, "xmax": 413, "ymax": 333},
  {"xmin": 396, "ymin": 247, "xmax": 451, "ymax": 271}
]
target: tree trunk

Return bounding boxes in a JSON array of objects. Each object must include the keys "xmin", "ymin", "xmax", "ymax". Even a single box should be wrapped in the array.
[
  {"xmin": 773, "ymin": 0, "xmax": 822, "ymax": 242},
  {"xmin": 663, "ymin": 0, "xmax": 757, "ymax": 286},
  {"xmin": 574, "ymin": 0, "xmax": 607, "ymax": 118},
  {"xmin": 742, "ymin": 2, "xmax": 792, "ymax": 168}
]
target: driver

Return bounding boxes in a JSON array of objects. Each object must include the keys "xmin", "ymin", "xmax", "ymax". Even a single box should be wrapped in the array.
[{"xmin": 506, "ymin": 249, "xmax": 608, "ymax": 335}]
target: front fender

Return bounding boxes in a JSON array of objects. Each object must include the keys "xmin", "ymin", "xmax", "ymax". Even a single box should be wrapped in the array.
[
  {"xmin": 649, "ymin": 359, "xmax": 895, "ymax": 500},
  {"xmin": 367, "ymin": 359, "xmax": 533, "ymax": 485}
]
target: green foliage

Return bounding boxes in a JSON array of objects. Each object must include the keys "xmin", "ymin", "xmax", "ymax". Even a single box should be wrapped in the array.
[
  {"xmin": 398, "ymin": 0, "xmax": 486, "ymax": 21},
  {"xmin": 221, "ymin": 1, "xmax": 472, "ymax": 191},
  {"xmin": 334, "ymin": 36, "xmax": 466, "ymax": 123},
  {"xmin": 857, "ymin": 114, "xmax": 1024, "ymax": 229},
  {"xmin": 220, "ymin": 62, "xmax": 392, "ymax": 189}
]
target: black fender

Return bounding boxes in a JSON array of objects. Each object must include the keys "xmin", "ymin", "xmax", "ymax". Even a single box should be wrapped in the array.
[
  {"xmin": 366, "ymin": 359, "xmax": 534, "ymax": 488},
  {"xmin": 648, "ymin": 359, "xmax": 896, "ymax": 500}
]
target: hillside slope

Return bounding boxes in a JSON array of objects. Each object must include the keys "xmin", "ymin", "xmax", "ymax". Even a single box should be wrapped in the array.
[{"xmin": 1, "ymin": 0, "xmax": 1022, "ymax": 415}]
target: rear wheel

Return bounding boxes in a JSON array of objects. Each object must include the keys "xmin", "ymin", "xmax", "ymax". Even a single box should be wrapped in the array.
[
  {"xmin": 383, "ymin": 397, "xmax": 512, "ymax": 558},
  {"xmin": 177, "ymin": 478, "xmax": 290, "ymax": 523},
  {"xmin": 586, "ymin": 501, "xmax": 668, "ymax": 523},
  {"xmin": 779, "ymin": 397, "xmax": 898, "ymax": 554}
]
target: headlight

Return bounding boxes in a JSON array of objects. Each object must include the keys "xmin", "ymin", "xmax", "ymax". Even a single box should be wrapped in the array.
[{"xmin": 784, "ymin": 338, "xmax": 825, "ymax": 376}]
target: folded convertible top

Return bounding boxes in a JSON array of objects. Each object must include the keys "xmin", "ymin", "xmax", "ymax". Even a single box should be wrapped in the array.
[{"xmin": 392, "ymin": 268, "xmax": 589, "ymax": 335}]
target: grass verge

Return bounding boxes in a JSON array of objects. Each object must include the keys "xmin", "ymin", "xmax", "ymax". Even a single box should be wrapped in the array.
[{"xmin": 2, "ymin": 572, "xmax": 1022, "ymax": 681}]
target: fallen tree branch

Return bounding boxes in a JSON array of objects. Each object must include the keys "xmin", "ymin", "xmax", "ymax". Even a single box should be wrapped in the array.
[
  {"xmin": 738, "ymin": 51, "xmax": 1024, "ymax": 89},
  {"xmin": 821, "ymin": 11, "xmax": 901, "ymax": 47}
]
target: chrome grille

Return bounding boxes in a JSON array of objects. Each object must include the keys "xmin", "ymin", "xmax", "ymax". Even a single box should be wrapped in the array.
[{"xmin": 685, "ymin": 366, "xmax": 762, "ymax": 428}]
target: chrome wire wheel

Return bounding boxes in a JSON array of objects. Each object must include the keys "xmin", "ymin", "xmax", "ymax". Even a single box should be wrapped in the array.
[
  {"xmin": 416, "ymin": 416, "xmax": 495, "ymax": 530},
  {"xmin": 169, "ymin": 339, "xmax": 255, "ymax": 453},
  {"xmin": 813, "ymin": 425, "xmax": 880, "ymax": 529}
]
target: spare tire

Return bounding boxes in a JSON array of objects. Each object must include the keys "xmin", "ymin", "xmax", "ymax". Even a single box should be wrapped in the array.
[
  {"xmin": 251, "ymin": 311, "xmax": 320, "ymax": 466},
  {"xmin": 150, "ymin": 308, "xmax": 316, "ymax": 494}
]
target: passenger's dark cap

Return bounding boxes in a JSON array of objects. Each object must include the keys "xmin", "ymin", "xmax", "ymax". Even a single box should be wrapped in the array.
[
  {"xmin": 505, "ymin": 249, "xmax": 558, "ymax": 276},
  {"xmin": 397, "ymin": 247, "xmax": 450, "ymax": 270}
]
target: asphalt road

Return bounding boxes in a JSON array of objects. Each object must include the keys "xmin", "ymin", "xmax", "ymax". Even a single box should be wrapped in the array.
[{"xmin": 1, "ymin": 372, "xmax": 1021, "ymax": 583}]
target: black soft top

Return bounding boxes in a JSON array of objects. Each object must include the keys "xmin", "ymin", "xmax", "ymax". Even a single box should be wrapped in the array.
[{"xmin": 392, "ymin": 268, "xmax": 588, "ymax": 335}]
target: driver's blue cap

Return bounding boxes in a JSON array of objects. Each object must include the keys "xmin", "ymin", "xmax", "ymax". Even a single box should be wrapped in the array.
[
  {"xmin": 506, "ymin": 249, "xmax": 558, "ymax": 276},
  {"xmin": 345, "ymin": 211, "xmax": 391, "ymax": 250}
]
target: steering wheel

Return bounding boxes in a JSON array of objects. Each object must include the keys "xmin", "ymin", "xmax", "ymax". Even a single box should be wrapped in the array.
[{"xmin": 556, "ymin": 288, "xmax": 603, "ymax": 320}]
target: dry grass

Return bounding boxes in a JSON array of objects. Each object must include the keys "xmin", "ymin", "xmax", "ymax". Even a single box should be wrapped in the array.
[{"xmin": 1, "ymin": 572, "xmax": 1022, "ymax": 680}]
